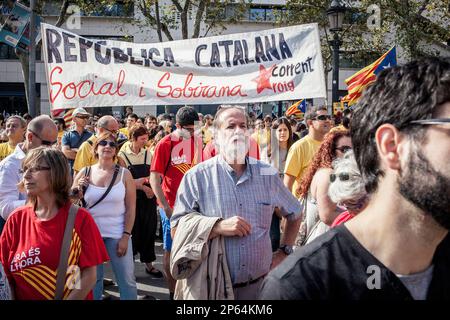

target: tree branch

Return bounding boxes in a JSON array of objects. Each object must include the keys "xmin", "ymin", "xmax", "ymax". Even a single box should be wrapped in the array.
[
  {"xmin": 55, "ymin": 0, "xmax": 70, "ymax": 27},
  {"xmin": 193, "ymin": 0, "xmax": 207, "ymax": 38},
  {"xmin": 170, "ymin": 0, "xmax": 183, "ymax": 12}
]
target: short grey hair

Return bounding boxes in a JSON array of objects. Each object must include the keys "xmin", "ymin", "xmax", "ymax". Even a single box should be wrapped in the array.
[
  {"xmin": 213, "ymin": 105, "xmax": 248, "ymax": 131},
  {"xmin": 6, "ymin": 115, "xmax": 27, "ymax": 128},
  {"xmin": 328, "ymin": 151, "xmax": 367, "ymax": 204}
]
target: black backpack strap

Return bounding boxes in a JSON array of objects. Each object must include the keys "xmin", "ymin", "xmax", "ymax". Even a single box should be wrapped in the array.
[
  {"xmin": 163, "ymin": 136, "xmax": 174, "ymax": 177},
  {"xmin": 88, "ymin": 165, "xmax": 120, "ymax": 210},
  {"xmin": 80, "ymin": 166, "xmax": 91, "ymax": 208}
]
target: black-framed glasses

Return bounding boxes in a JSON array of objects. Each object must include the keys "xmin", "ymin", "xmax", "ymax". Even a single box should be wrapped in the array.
[
  {"xmin": 330, "ymin": 172, "xmax": 359, "ymax": 183},
  {"xmin": 19, "ymin": 166, "xmax": 51, "ymax": 175},
  {"xmin": 335, "ymin": 146, "xmax": 352, "ymax": 153},
  {"xmin": 313, "ymin": 115, "xmax": 332, "ymax": 121},
  {"xmin": 182, "ymin": 126, "xmax": 195, "ymax": 135},
  {"xmin": 75, "ymin": 115, "xmax": 90, "ymax": 120},
  {"xmin": 28, "ymin": 129, "xmax": 57, "ymax": 146},
  {"xmin": 98, "ymin": 140, "xmax": 117, "ymax": 148},
  {"xmin": 409, "ymin": 118, "xmax": 450, "ymax": 126}
]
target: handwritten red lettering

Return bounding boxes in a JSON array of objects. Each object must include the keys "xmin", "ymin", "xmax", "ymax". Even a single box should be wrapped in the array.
[
  {"xmin": 49, "ymin": 67, "xmax": 127, "ymax": 103},
  {"xmin": 157, "ymin": 72, "xmax": 247, "ymax": 99}
]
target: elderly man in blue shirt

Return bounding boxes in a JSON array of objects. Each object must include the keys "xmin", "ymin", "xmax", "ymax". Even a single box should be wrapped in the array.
[{"xmin": 171, "ymin": 105, "xmax": 302, "ymax": 300}]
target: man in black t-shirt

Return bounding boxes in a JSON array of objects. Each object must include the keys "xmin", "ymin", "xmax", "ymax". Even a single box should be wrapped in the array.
[{"xmin": 260, "ymin": 57, "xmax": 450, "ymax": 300}]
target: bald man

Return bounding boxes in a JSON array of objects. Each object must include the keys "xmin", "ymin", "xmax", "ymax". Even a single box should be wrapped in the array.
[
  {"xmin": 73, "ymin": 115, "xmax": 120, "ymax": 175},
  {"xmin": 0, "ymin": 115, "xmax": 58, "ymax": 234}
]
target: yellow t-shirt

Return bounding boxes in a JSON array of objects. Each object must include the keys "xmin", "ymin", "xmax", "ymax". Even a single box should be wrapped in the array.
[
  {"xmin": 0, "ymin": 142, "xmax": 14, "ymax": 162},
  {"xmin": 284, "ymin": 135, "xmax": 322, "ymax": 197},
  {"xmin": 119, "ymin": 127, "xmax": 129, "ymax": 139},
  {"xmin": 201, "ymin": 127, "xmax": 213, "ymax": 146},
  {"xmin": 73, "ymin": 135, "xmax": 97, "ymax": 173}
]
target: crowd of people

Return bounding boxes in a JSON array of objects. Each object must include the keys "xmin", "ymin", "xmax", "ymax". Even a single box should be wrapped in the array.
[{"xmin": 0, "ymin": 57, "xmax": 448, "ymax": 301}]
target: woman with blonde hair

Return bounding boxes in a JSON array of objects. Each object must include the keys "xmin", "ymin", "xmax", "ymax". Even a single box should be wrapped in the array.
[
  {"xmin": 0, "ymin": 147, "xmax": 108, "ymax": 300},
  {"xmin": 72, "ymin": 132, "xmax": 137, "ymax": 300}
]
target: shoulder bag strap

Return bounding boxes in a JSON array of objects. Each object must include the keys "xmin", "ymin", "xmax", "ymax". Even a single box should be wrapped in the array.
[
  {"xmin": 55, "ymin": 204, "xmax": 79, "ymax": 300},
  {"xmin": 88, "ymin": 165, "xmax": 120, "ymax": 210},
  {"xmin": 80, "ymin": 167, "xmax": 91, "ymax": 208},
  {"xmin": 163, "ymin": 136, "xmax": 174, "ymax": 177}
]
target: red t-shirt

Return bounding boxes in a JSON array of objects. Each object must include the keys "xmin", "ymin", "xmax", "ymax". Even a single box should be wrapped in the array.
[
  {"xmin": 202, "ymin": 136, "xmax": 261, "ymax": 161},
  {"xmin": 331, "ymin": 211, "xmax": 355, "ymax": 228},
  {"xmin": 0, "ymin": 202, "xmax": 109, "ymax": 300},
  {"xmin": 151, "ymin": 132, "xmax": 203, "ymax": 208}
]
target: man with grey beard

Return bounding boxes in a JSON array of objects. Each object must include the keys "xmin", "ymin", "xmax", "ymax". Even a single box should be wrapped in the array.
[
  {"xmin": 170, "ymin": 105, "xmax": 301, "ymax": 300},
  {"xmin": 260, "ymin": 57, "xmax": 450, "ymax": 300}
]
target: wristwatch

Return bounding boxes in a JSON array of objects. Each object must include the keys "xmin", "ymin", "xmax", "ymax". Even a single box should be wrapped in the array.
[{"xmin": 279, "ymin": 244, "xmax": 294, "ymax": 255}]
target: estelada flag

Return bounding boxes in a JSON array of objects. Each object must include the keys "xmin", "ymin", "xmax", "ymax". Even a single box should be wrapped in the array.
[
  {"xmin": 51, "ymin": 108, "xmax": 74, "ymax": 125},
  {"xmin": 285, "ymin": 99, "xmax": 307, "ymax": 118},
  {"xmin": 342, "ymin": 47, "xmax": 397, "ymax": 106}
]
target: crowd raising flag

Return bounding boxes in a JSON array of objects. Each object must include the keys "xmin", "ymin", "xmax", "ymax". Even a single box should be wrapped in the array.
[
  {"xmin": 285, "ymin": 99, "xmax": 307, "ymax": 118},
  {"xmin": 342, "ymin": 47, "xmax": 397, "ymax": 106}
]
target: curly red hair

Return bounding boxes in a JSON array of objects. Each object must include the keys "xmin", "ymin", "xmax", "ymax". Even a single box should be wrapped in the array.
[{"xmin": 296, "ymin": 129, "xmax": 350, "ymax": 199}]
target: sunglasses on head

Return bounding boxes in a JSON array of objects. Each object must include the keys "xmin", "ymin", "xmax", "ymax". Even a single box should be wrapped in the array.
[
  {"xmin": 330, "ymin": 172, "xmax": 359, "ymax": 183},
  {"xmin": 98, "ymin": 140, "xmax": 117, "ymax": 148},
  {"xmin": 314, "ymin": 115, "xmax": 332, "ymax": 121}
]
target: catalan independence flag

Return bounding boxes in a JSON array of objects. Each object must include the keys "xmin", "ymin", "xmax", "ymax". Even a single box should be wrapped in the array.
[
  {"xmin": 51, "ymin": 108, "xmax": 75, "ymax": 125},
  {"xmin": 342, "ymin": 47, "xmax": 397, "ymax": 106},
  {"xmin": 285, "ymin": 99, "xmax": 307, "ymax": 118}
]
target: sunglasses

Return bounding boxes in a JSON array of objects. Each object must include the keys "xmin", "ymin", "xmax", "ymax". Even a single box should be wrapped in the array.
[
  {"xmin": 335, "ymin": 146, "xmax": 352, "ymax": 153},
  {"xmin": 330, "ymin": 172, "xmax": 359, "ymax": 183},
  {"xmin": 98, "ymin": 140, "xmax": 117, "ymax": 148},
  {"xmin": 313, "ymin": 115, "xmax": 332, "ymax": 121},
  {"xmin": 19, "ymin": 165, "xmax": 51, "ymax": 175},
  {"xmin": 76, "ymin": 115, "xmax": 90, "ymax": 120},
  {"xmin": 28, "ymin": 129, "xmax": 57, "ymax": 146}
]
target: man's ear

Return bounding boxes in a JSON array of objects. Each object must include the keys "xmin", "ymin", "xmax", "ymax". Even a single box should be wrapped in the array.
[
  {"xmin": 25, "ymin": 131, "xmax": 33, "ymax": 143},
  {"xmin": 375, "ymin": 124, "xmax": 405, "ymax": 171},
  {"xmin": 175, "ymin": 123, "xmax": 181, "ymax": 130}
]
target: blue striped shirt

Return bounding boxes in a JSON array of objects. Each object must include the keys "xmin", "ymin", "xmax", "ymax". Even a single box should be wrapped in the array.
[{"xmin": 171, "ymin": 155, "xmax": 301, "ymax": 284}]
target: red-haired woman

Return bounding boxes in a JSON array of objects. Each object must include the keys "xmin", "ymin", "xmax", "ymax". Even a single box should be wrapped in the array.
[{"xmin": 296, "ymin": 129, "xmax": 352, "ymax": 246}]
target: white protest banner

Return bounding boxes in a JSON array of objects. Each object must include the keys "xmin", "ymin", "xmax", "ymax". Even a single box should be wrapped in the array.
[{"xmin": 41, "ymin": 23, "xmax": 326, "ymax": 109}]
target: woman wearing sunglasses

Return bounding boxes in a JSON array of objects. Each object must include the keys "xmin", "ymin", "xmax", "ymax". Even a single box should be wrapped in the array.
[
  {"xmin": 72, "ymin": 132, "xmax": 137, "ymax": 300},
  {"xmin": 328, "ymin": 151, "xmax": 369, "ymax": 227},
  {"xmin": 295, "ymin": 129, "xmax": 352, "ymax": 247}
]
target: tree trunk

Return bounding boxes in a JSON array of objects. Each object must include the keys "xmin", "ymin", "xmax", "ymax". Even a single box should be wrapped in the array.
[
  {"xmin": 193, "ymin": 0, "xmax": 207, "ymax": 38},
  {"xmin": 155, "ymin": 0, "xmax": 163, "ymax": 42}
]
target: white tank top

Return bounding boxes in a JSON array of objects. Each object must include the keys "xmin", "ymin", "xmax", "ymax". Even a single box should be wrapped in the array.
[{"xmin": 84, "ymin": 168, "xmax": 126, "ymax": 239}]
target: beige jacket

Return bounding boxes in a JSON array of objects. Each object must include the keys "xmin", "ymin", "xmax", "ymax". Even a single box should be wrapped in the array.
[{"xmin": 170, "ymin": 212, "xmax": 234, "ymax": 300}]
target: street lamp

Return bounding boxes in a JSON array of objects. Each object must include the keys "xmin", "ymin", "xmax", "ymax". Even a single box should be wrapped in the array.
[{"xmin": 327, "ymin": 0, "xmax": 347, "ymax": 108}]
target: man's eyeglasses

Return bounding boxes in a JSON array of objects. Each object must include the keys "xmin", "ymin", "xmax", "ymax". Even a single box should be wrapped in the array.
[
  {"xmin": 335, "ymin": 146, "xmax": 352, "ymax": 153},
  {"xmin": 182, "ymin": 126, "xmax": 195, "ymax": 135},
  {"xmin": 76, "ymin": 115, "xmax": 90, "ymax": 120},
  {"xmin": 410, "ymin": 118, "xmax": 450, "ymax": 126},
  {"xmin": 313, "ymin": 115, "xmax": 332, "ymax": 121},
  {"xmin": 330, "ymin": 172, "xmax": 360, "ymax": 183},
  {"xmin": 28, "ymin": 129, "xmax": 57, "ymax": 146},
  {"xmin": 98, "ymin": 140, "xmax": 117, "ymax": 148},
  {"xmin": 100, "ymin": 126, "xmax": 119, "ymax": 136},
  {"xmin": 19, "ymin": 166, "xmax": 51, "ymax": 175}
]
